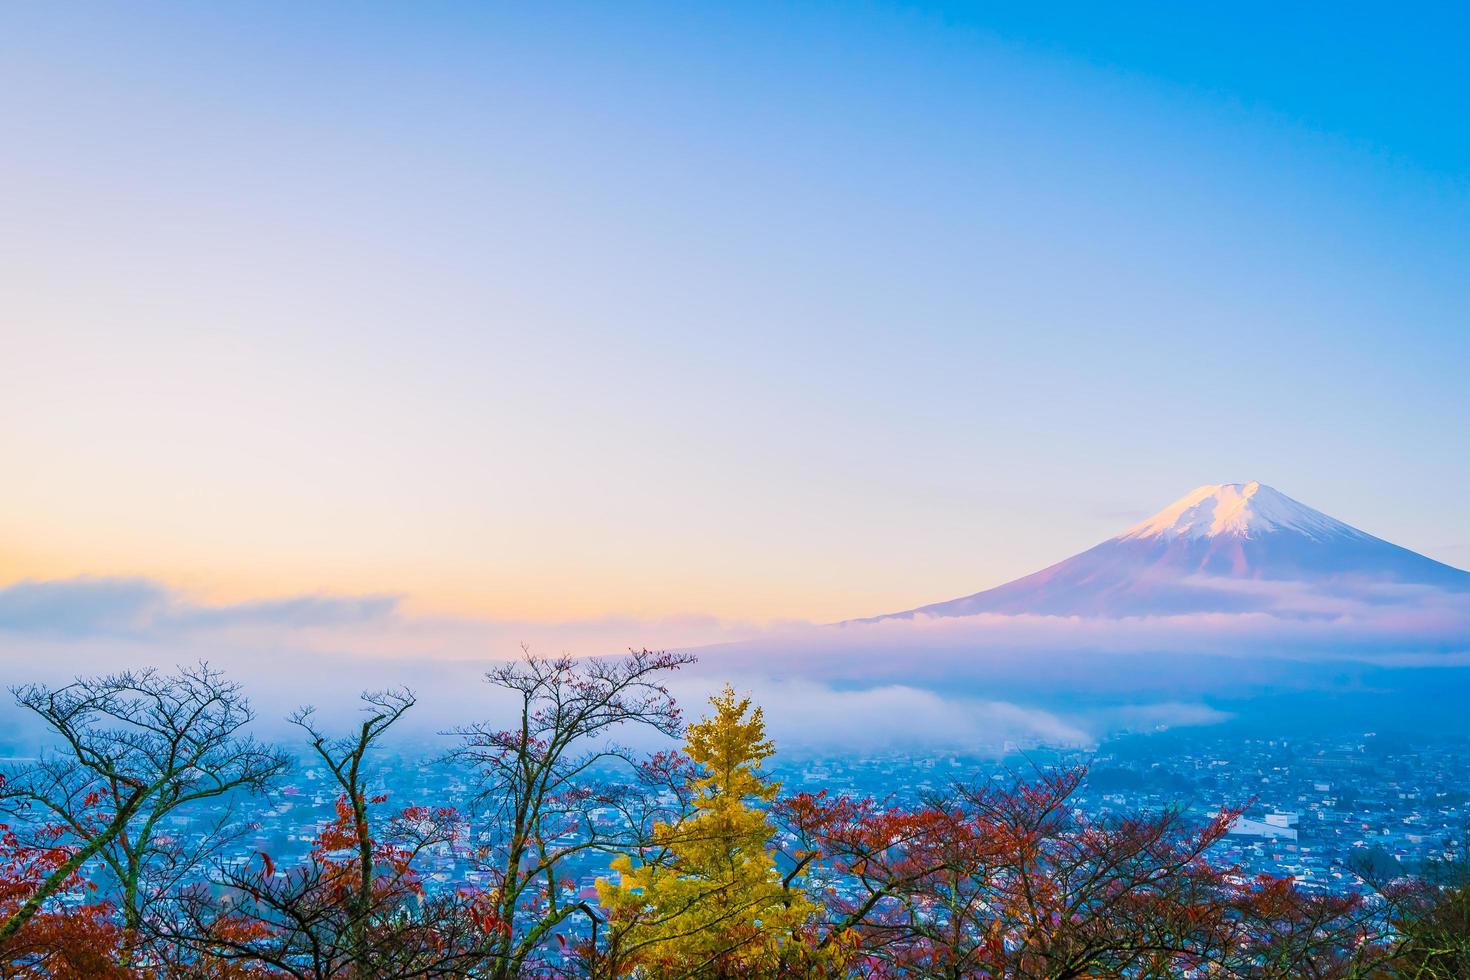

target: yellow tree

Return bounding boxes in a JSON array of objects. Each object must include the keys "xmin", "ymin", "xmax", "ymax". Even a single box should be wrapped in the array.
[{"xmin": 598, "ymin": 686, "xmax": 819, "ymax": 977}]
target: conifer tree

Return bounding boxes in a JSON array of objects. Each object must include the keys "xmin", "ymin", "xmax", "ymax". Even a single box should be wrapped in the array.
[{"xmin": 598, "ymin": 686, "xmax": 818, "ymax": 977}]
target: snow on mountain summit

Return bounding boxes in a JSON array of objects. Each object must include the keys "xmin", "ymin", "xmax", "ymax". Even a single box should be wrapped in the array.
[
  {"xmin": 1118, "ymin": 482, "xmax": 1364, "ymax": 543},
  {"xmin": 861, "ymin": 481, "xmax": 1469, "ymax": 622}
]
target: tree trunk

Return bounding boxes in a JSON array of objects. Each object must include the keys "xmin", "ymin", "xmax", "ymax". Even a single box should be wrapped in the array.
[{"xmin": 0, "ymin": 802, "xmax": 137, "ymax": 943}]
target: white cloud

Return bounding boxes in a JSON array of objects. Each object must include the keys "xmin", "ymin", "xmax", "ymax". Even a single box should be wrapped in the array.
[{"xmin": 1, "ymin": 572, "xmax": 1467, "ymax": 752}]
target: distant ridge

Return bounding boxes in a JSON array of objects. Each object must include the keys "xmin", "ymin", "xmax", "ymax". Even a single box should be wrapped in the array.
[{"xmin": 865, "ymin": 482, "xmax": 1470, "ymax": 621}]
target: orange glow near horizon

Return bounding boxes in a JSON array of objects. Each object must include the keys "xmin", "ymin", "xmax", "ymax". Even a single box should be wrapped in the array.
[{"xmin": 0, "ymin": 523, "xmax": 943, "ymax": 626}]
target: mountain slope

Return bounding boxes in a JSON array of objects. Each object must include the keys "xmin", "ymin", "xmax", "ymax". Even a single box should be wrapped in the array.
[{"xmin": 874, "ymin": 482, "xmax": 1470, "ymax": 620}]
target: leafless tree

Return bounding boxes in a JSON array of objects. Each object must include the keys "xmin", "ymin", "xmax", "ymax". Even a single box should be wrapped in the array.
[
  {"xmin": 292, "ymin": 689, "xmax": 416, "ymax": 973},
  {"xmin": 0, "ymin": 663, "xmax": 286, "ymax": 956},
  {"xmin": 447, "ymin": 647, "xmax": 694, "ymax": 980},
  {"xmin": 165, "ymin": 688, "xmax": 499, "ymax": 978}
]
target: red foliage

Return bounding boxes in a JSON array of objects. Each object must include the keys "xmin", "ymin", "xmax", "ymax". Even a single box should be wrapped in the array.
[
  {"xmin": 776, "ymin": 767, "xmax": 1395, "ymax": 977},
  {"xmin": 0, "ymin": 821, "xmax": 132, "ymax": 977}
]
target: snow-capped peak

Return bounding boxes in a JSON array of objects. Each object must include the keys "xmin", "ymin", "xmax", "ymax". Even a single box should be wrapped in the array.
[{"xmin": 1119, "ymin": 482, "xmax": 1365, "ymax": 542}]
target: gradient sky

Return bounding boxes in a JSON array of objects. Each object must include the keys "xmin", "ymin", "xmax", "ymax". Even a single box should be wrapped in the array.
[{"xmin": 3, "ymin": 2, "xmax": 1467, "ymax": 625}]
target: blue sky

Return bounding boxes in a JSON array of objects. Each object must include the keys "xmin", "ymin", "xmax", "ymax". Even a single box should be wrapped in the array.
[{"xmin": 2, "ymin": 1, "xmax": 1467, "ymax": 623}]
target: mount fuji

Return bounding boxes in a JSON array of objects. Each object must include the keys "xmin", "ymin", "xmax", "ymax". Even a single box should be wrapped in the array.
[{"xmin": 872, "ymin": 482, "xmax": 1470, "ymax": 620}]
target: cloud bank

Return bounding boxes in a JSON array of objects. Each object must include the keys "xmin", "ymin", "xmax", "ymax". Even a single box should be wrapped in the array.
[
  {"xmin": 0, "ymin": 576, "xmax": 400, "ymax": 638},
  {"xmin": 1, "ymin": 573, "xmax": 1467, "ymax": 752}
]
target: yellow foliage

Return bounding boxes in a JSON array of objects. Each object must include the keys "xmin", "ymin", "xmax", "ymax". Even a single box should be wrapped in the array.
[{"xmin": 598, "ymin": 687, "xmax": 819, "ymax": 977}]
